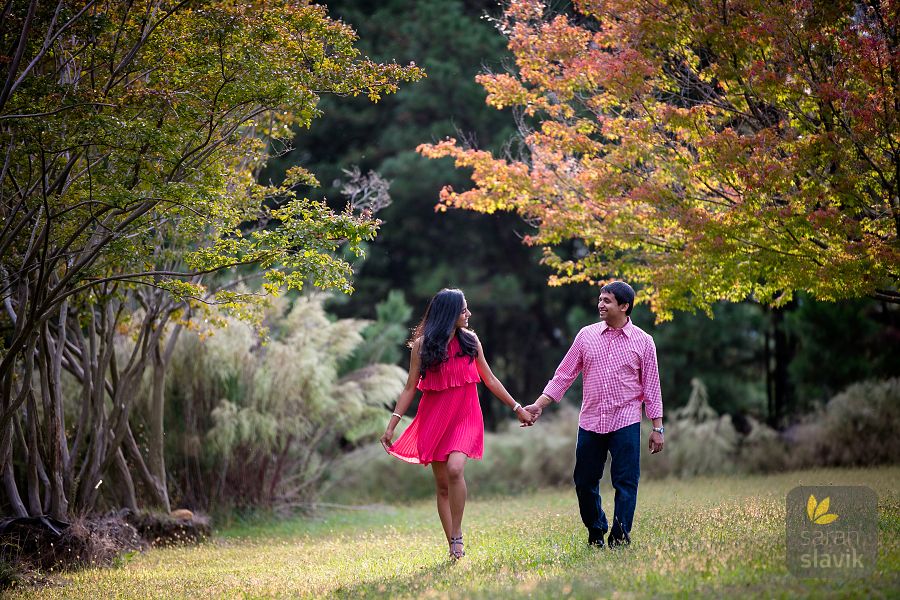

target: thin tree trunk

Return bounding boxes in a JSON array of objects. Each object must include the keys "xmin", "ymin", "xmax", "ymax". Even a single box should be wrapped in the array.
[
  {"xmin": 75, "ymin": 301, "xmax": 119, "ymax": 512},
  {"xmin": 51, "ymin": 301, "xmax": 70, "ymax": 512},
  {"xmin": 146, "ymin": 321, "xmax": 182, "ymax": 514},
  {"xmin": 123, "ymin": 422, "xmax": 167, "ymax": 509},
  {"xmin": 1, "ymin": 422, "xmax": 27, "ymax": 517},
  {"xmin": 256, "ymin": 454, "xmax": 270, "ymax": 506},
  {"xmin": 770, "ymin": 304, "xmax": 797, "ymax": 427},
  {"xmin": 24, "ymin": 390, "xmax": 42, "ymax": 515},
  {"xmin": 39, "ymin": 321, "xmax": 68, "ymax": 519},
  {"xmin": 764, "ymin": 323, "xmax": 774, "ymax": 427},
  {"xmin": 113, "ymin": 447, "xmax": 138, "ymax": 513}
]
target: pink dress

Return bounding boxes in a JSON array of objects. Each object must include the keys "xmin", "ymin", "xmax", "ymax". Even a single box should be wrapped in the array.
[{"xmin": 387, "ymin": 336, "xmax": 484, "ymax": 465}]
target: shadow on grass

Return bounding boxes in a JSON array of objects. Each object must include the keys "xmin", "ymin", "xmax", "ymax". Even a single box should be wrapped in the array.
[
  {"xmin": 329, "ymin": 556, "xmax": 457, "ymax": 599},
  {"xmin": 326, "ymin": 542, "xmax": 624, "ymax": 599}
]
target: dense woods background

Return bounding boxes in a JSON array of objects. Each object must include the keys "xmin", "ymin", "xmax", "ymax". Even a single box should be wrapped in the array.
[
  {"xmin": 1, "ymin": 0, "xmax": 898, "ymax": 525},
  {"xmin": 284, "ymin": 0, "xmax": 899, "ymax": 426}
]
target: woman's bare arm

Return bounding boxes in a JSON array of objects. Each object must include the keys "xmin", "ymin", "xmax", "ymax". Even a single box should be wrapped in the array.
[
  {"xmin": 472, "ymin": 333, "xmax": 533, "ymax": 424},
  {"xmin": 381, "ymin": 338, "xmax": 422, "ymax": 449}
]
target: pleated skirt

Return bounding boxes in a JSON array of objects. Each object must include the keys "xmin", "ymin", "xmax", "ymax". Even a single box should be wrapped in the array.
[{"xmin": 387, "ymin": 382, "xmax": 484, "ymax": 465}]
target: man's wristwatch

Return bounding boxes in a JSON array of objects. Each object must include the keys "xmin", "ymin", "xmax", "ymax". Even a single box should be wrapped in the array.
[{"xmin": 652, "ymin": 426, "xmax": 665, "ymax": 434}]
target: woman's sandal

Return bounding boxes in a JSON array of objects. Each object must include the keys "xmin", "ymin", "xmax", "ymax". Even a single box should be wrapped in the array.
[{"xmin": 449, "ymin": 535, "xmax": 465, "ymax": 559}]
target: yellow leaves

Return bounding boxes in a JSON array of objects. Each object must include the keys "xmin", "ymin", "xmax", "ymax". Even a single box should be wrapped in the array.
[
  {"xmin": 282, "ymin": 166, "xmax": 320, "ymax": 188},
  {"xmin": 477, "ymin": 73, "xmax": 534, "ymax": 111},
  {"xmin": 807, "ymin": 495, "xmax": 839, "ymax": 525}
]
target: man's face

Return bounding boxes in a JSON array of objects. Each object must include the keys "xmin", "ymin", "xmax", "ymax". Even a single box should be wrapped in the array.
[{"xmin": 598, "ymin": 291, "xmax": 627, "ymax": 323}]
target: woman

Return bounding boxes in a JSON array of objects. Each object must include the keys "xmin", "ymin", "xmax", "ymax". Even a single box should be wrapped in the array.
[{"xmin": 380, "ymin": 288, "xmax": 534, "ymax": 559}]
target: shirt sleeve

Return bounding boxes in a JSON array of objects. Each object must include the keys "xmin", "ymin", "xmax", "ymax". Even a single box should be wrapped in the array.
[
  {"xmin": 542, "ymin": 329, "xmax": 584, "ymax": 402},
  {"xmin": 640, "ymin": 337, "xmax": 663, "ymax": 419}
]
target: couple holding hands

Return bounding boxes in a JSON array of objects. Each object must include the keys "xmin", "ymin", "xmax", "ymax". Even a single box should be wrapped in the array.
[{"xmin": 380, "ymin": 282, "xmax": 665, "ymax": 560}]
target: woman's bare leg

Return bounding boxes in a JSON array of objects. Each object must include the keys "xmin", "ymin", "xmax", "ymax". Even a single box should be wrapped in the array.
[
  {"xmin": 431, "ymin": 461, "xmax": 452, "ymax": 542},
  {"xmin": 446, "ymin": 452, "xmax": 468, "ymax": 538}
]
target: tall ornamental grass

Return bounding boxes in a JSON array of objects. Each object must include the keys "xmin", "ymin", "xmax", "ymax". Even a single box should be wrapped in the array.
[{"xmin": 161, "ymin": 295, "xmax": 407, "ymax": 512}]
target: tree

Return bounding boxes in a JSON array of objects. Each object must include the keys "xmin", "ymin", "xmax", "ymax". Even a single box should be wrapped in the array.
[
  {"xmin": 0, "ymin": 0, "xmax": 421, "ymax": 518},
  {"xmin": 421, "ymin": 0, "xmax": 900, "ymax": 320}
]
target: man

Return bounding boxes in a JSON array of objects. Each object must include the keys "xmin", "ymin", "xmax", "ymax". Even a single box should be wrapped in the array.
[{"xmin": 525, "ymin": 281, "xmax": 664, "ymax": 548}]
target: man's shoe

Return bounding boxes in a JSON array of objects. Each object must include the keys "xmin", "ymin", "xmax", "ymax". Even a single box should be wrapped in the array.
[
  {"xmin": 608, "ymin": 517, "xmax": 631, "ymax": 548},
  {"xmin": 588, "ymin": 528, "xmax": 606, "ymax": 548},
  {"xmin": 607, "ymin": 530, "xmax": 631, "ymax": 548}
]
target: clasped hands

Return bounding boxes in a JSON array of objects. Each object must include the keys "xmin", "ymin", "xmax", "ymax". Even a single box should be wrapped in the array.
[
  {"xmin": 520, "ymin": 399, "xmax": 666, "ymax": 455},
  {"xmin": 518, "ymin": 401, "xmax": 542, "ymax": 427},
  {"xmin": 515, "ymin": 404, "xmax": 536, "ymax": 426}
]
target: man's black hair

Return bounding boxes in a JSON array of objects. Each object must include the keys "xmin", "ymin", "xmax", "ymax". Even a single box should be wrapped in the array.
[{"xmin": 600, "ymin": 281, "xmax": 636, "ymax": 316}]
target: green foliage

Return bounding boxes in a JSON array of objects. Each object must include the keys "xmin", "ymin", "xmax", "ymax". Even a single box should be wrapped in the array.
[
  {"xmin": 787, "ymin": 297, "xmax": 900, "ymax": 404},
  {"xmin": 2, "ymin": 0, "xmax": 423, "ymax": 307},
  {"xmin": 633, "ymin": 301, "xmax": 768, "ymax": 415},
  {"xmin": 340, "ymin": 290, "xmax": 413, "ymax": 374}
]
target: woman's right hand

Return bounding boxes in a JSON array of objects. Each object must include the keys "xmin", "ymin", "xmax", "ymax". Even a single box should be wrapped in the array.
[{"xmin": 380, "ymin": 427, "xmax": 395, "ymax": 452}]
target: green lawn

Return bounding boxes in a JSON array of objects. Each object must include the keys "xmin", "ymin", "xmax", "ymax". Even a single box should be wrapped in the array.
[{"xmin": 11, "ymin": 467, "xmax": 900, "ymax": 599}]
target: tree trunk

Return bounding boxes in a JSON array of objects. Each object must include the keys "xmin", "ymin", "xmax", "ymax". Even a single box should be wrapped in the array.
[
  {"xmin": 149, "ymin": 350, "xmax": 171, "ymax": 510},
  {"xmin": 113, "ymin": 448, "xmax": 139, "ymax": 513},
  {"xmin": 24, "ymin": 391, "xmax": 42, "ymax": 515},
  {"xmin": 1, "ymin": 423, "xmax": 27, "ymax": 517},
  {"xmin": 146, "ymin": 323, "xmax": 182, "ymax": 514},
  {"xmin": 768, "ymin": 304, "xmax": 797, "ymax": 428},
  {"xmin": 39, "ymin": 322, "xmax": 68, "ymax": 519},
  {"xmin": 764, "ymin": 325, "xmax": 774, "ymax": 427},
  {"xmin": 123, "ymin": 423, "xmax": 168, "ymax": 510},
  {"xmin": 49, "ymin": 303, "xmax": 70, "ymax": 517}
]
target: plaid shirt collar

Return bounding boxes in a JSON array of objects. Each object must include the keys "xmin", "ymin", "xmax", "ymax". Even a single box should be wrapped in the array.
[{"xmin": 599, "ymin": 317, "xmax": 634, "ymax": 338}]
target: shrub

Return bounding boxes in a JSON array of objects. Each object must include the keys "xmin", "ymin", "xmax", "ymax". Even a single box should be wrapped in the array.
[{"xmin": 787, "ymin": 378, "xmax": 900, "ymax": 468}]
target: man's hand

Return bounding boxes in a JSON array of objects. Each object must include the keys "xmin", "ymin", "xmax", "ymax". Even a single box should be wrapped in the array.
[
  {"xmin": 649, "ymin": 431, "xmax": 664, "ymax": 454},
  {"xmin": 516, "ymin": 406, "xmax": 535, "ymax": 426},
  {"xmin": 519, "ymin": 402, "xmax": 543, "ymax": 427}
]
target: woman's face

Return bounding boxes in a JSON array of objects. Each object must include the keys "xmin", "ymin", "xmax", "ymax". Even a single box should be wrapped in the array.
[{"xmin": 455, "ymin": 299, "xmax": 471, "ymax": 329}]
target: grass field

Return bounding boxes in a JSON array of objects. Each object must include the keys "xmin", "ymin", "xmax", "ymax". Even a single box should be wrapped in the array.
[{"xmin": 10, "ymin": 466, "xmax": 900, "ymax": 599}]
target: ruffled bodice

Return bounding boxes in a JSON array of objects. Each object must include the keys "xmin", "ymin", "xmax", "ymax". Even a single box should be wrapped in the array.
[
  {"xmin": 389, "ymin": 333, "xmax": 484, "ymax": 465},
  {"xmin": 416, "ymin": 335, "xmax": 481, "ymax": 392}
]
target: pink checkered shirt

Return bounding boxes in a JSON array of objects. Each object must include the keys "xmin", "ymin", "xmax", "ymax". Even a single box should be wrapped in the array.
[{"xmin": 542, "ymin": 318, "xmax": 663, "ymax": 434}]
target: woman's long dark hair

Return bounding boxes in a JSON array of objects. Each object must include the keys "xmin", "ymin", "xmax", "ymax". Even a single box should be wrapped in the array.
[{"xmin": 410, "ymin": 288, "xmax": 478, "ymax": 378}]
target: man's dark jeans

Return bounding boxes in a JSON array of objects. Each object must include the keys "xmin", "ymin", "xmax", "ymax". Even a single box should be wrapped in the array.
[{"xmin": 573, "ymin": 422, "xmax": 640, "ymax": 541}]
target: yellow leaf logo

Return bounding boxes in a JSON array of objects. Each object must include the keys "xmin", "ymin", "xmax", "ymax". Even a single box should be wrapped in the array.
[{"xmin": 806, "ymin": 495, "xmax": 839, "ymax": 525}]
